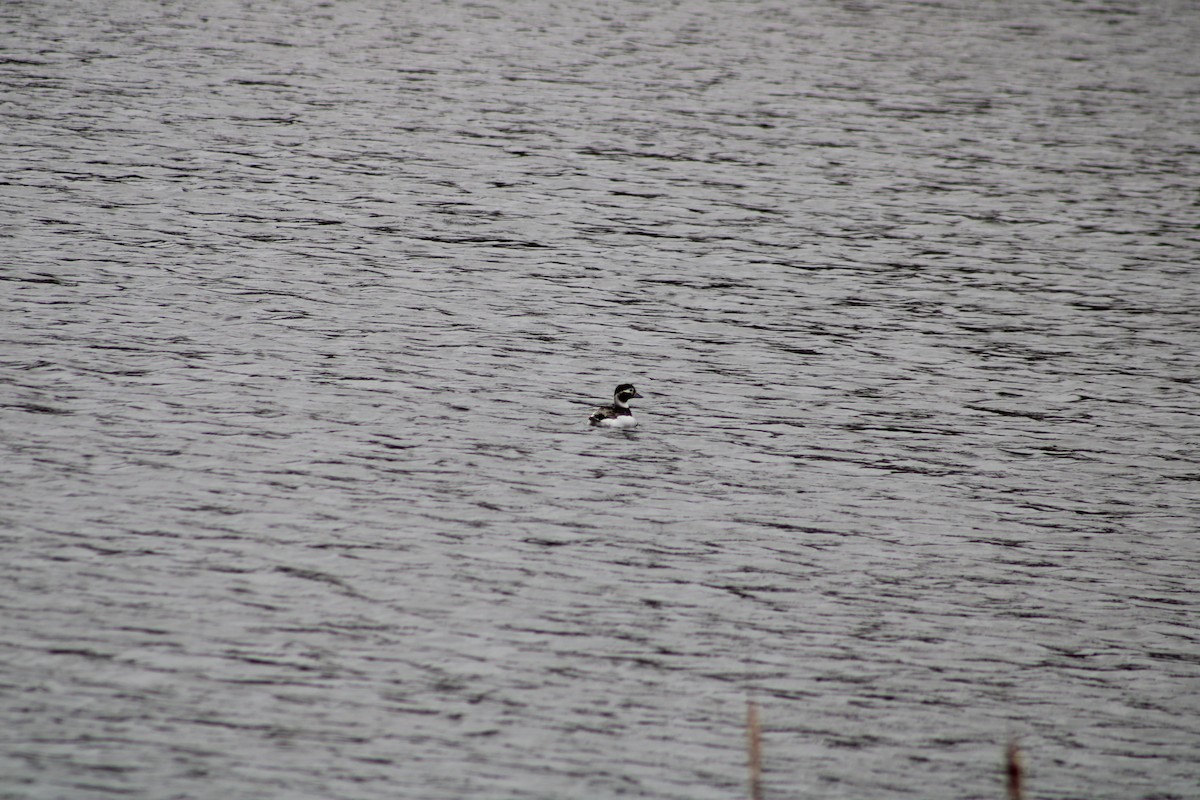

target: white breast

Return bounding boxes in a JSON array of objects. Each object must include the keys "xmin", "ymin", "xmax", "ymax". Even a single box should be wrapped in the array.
[{"xmin": 597, "ymin": 414, "xmax": 638, "ymax": 429}]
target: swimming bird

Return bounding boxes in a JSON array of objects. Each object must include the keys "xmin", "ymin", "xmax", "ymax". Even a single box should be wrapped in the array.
[{"xmin": 589, "ymin": 383, "xmax": 643, "ymax": 428}]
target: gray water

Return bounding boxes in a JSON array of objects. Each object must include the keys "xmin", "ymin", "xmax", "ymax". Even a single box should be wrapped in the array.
[{"xmin": 2, "ymin": 1, "xmax": 1198, "ymax": 798}]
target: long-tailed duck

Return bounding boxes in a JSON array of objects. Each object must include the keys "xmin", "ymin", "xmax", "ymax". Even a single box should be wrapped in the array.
[{"xmin": 589, "ymin": 383, "xmax": 643, "ymax": 428}]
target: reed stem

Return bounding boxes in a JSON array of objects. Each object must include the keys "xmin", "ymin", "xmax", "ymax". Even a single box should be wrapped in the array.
[
  {"xmin": 746, "ymin": 700, "xmax": 763, "ymax": 800},
  {"xmin": 1006, "ymin": 740, "xmax": 1023, "ymax": 800}
]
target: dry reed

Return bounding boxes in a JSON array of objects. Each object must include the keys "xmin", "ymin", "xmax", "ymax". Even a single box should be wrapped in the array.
[
  {"xmin": 746, "ymin": 699, "xmax": 763, "ymax": 800},
  {"xmin": 1006, "ymin": 739, "xmax": 1023, "ymax": 800}
]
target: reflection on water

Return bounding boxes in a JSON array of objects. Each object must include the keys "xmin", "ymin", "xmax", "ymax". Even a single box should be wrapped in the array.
[{"xmin": 2, "ymin": 0, "xmax": 1198, "ymax": 798}]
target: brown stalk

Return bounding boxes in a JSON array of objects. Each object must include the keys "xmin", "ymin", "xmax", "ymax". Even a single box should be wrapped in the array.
[
  {"xmin": 1006, "ymin": 739, "xmax": 1023, "ymax": 800},
  {"xmin": 746, "ymin": 700, "xmax": 763, "ymax": 800}
]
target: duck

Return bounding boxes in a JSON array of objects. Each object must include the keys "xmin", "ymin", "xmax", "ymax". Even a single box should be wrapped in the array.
[{"xmin": 589, "ymin": 383, "xmax": 643, "ymax": 428}]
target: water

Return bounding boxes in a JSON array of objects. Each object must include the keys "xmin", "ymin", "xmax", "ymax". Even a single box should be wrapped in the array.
[{"xmin": 2, "ymin": 1, "xmax": 1198, "ymax": 798}]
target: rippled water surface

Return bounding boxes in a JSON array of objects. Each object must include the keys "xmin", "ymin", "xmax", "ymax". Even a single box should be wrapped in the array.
[{"xmin": 2, "ymin": 1, "xmax": 1198, "ymax": 798}]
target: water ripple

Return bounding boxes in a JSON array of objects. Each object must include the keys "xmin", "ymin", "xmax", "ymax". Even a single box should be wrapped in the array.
[{"xmin": 2, "ymin": 0, "xmax": 1199, "ymax": 798}]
